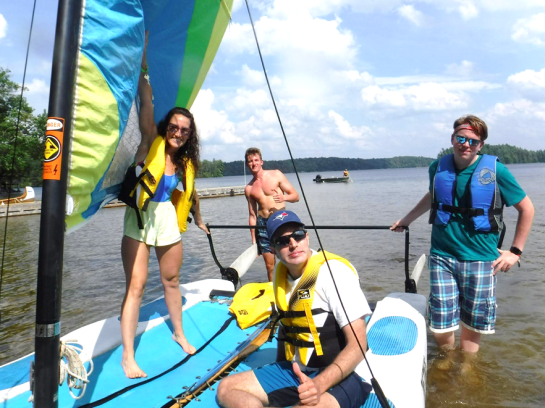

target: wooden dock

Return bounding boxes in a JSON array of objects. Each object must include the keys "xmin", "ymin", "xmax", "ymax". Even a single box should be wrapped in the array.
[
  {"xmin": 0, "ymin": 186, "xmax": 246, "ymax": 218},
  {"xmin": 0, "ymin": 202, "xmax": 41, "ymax": 218}
]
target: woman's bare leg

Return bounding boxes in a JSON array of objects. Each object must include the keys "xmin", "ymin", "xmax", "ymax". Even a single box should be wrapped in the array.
[
  {"xmin": 155, "ymin": 240, "xmax": 196, "ymax": 354},
  {"xmin": 120, "ymin": 235, "xmax": 150, "ymax": 378}
]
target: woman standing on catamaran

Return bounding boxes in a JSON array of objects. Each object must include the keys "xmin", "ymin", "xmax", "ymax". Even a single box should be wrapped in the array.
[{"xmin": 120, "ymin": 34, "xmax": 209, "ymax": 378}]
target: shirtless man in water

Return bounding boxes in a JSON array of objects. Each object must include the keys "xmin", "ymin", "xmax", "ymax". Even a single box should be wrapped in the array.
[{"xmin": 245, "ymin": 147, "xmax": 299, "ymax": 281}]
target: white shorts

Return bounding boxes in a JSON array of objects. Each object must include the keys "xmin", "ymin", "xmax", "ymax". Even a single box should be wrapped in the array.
[{"xmin": 123, "ymin": 201, "xmax": 181, "ymax": 247}]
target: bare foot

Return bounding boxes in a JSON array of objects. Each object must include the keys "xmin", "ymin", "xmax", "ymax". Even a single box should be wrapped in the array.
[
  {"xmin": 435, "ymin": 356, "xmax": 455, "ymax": 371},
  {"xmin": 460, "ymin": 351, "xmax": 480, "ymax": 384},
  {"xmin": 435, "ymin": 346, "xmax": 456, "ymax": 371},
  {"xmin": 173, "ymin": 333, "xmax": 196, "ymax": 355},
  {"xmin": 122, "ymin": 354, "xmax": 148, "ymax": 379}
]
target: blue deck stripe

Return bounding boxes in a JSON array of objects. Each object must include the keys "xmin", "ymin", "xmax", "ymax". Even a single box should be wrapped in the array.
[
  {"xmin": 367, "ymin": 316, "xmax": 417, "ymax": 356},
  {"xmin": 362, "ymin": 393, "xmax": 396, "ymax": 408}
]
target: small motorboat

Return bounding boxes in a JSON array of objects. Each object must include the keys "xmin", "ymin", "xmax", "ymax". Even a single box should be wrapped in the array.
[{"xmin": 313, "ymin": 174, "xmax": 350, "ymax": 183}]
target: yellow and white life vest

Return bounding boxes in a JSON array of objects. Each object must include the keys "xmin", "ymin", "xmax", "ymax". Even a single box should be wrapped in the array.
[
  {"xmin": 273, "ymin": 250, "xmax": 357, "ymax": 368},
  {"xmin": 132, "ymin": 136, "xmax": 196, "ymax": 233}
]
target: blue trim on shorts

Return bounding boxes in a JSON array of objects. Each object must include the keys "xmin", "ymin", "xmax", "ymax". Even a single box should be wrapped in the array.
[
  {"xmin": 254, "ymin": 361, "xmax": 371, "ymax": 407},
  {"xmin": 256, "ymin": 215, "xmax": 272, "ymax": 254},
  {"xmin": 428, "ymin": 254, "xmax": 496, "ymax": 333}
]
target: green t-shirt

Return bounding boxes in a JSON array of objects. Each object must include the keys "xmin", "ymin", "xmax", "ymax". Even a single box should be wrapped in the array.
[{"xmin": 429, "ymin": 155, "xmax": 526, "ymax": 261}]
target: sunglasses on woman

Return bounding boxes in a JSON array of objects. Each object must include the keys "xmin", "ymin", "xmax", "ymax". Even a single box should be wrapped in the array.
[
  {"xmin": 274, "ymin": 229, "xmax": 307, "ymax": 248},
  {"xmin": 455, "ymin": 135, "xmax": 480, "ymax": 147},
  {"xmin": 167, "ymin": 123, "xmax": 192, "ymax": 137}
]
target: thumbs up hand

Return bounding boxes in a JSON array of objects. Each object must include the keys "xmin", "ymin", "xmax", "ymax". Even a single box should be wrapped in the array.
[{"xmin": 293, "ymin": 362, "xmax": 320, "ymax": 406}]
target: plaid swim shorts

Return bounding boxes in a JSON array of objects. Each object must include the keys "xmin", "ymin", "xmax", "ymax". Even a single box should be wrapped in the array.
[{"xmin": 428, "ymin": 254, "xmax": 497, "ymax": 334}]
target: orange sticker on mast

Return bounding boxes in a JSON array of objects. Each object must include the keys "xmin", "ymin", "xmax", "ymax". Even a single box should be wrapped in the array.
[{"xmin": 43, "ymin": 118, "xmax": 65, "ymax": 180}]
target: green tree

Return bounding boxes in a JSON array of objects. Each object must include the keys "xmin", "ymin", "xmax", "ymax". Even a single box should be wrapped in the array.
[
  {"xmin": 0, "ymin": 68, "xmax": 45, "ymax": 188},
  {"xmin": 198, "ymin": 158, "xmax": 224, "ymax": 178}
]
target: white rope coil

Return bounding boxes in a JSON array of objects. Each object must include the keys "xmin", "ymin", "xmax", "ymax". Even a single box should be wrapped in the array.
[{"xmin": 59, "ymin": 340, "xmax": 94, "ymax": 399}]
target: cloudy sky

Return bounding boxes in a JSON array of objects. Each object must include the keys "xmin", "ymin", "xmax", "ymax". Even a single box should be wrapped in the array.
[{"xmin": 2, "ymin": 0, "xmax": 545, "ymax": 162}]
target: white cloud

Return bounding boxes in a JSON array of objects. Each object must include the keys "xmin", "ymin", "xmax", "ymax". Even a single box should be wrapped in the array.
[
  {"xmin": 26, "ymin": 78, "xmax": 49, "ymax": 94},
  {"xmin": 221, "ymin": 22, "xmax": 255, "ymax": 56},
  {"xmin": 263, "ymin": 0, "xmax": 544, "ymax": 21},
  {"xmin": 232, "ymin": 0, "xmax": 245, "ymax": 14},
  {"xmin": 478, "ymin": 0, "xmax": 545, "ymax": 12},
  {"xmin": 361, "ymin": 83, "xmax": 467, "ymax": 111},
  {"xmin": 192, "ymin": 89, "xmax": 243, "ymax": 144},
  {"xmin": 344, "ymin": 71, "xmax": 374, "ymax": 84},
  {"xmin": 507, "ymin": 69, "xmax": 545, "ymax": 101},
  {"xmin": 445, "ymin": 60, "xmax": 475, "ymax": 77},
  {"xmin": 489, "ymin": 99, "xmax": 545, "ymax": 122},
  {"xmin": 486, "ymin": 99, "xmax": 545, "ymax": 148},
  {"xmin": 0, "ymin": 14, "xmax": 7, "ymax": 39},
  {"xmin": 328, "ymin": 110, "xmax": 372, "ymax": 143},
  {"xmin": 240, "ymin": 64, "xmax": 281, "ymax": 88},
  {"xmin": 227, "ymin": 88, "xmax": 272, "ymax": 112},
  {"xmin": 512, "ymin": 13, "xmax": 545, "ymax": 46},
  {"xmin": 222, "ymin": 6, "xmax": 356, "ymax": 64},
  {"xmin": 398, "ymin": 5, "xmax": 425, "ymax": 26},
  {"xmin": 441, "ymin": 81, "xmax": 501, "ymax": 92},
  {"xmin": 458, "ymin": 1, "xmax": 479, "ymax": 20},
  {"xmin": 22, "ymin": 78, "xmax": 50, "ymax": 113},
  {"xmin": 240, "ymin": 65, "xmax": 266, "ymax": 87}
]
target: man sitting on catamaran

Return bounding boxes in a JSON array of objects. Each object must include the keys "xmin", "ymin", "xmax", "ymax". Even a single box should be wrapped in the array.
[
  {"xmin": 245, "ymin": 147, "xmax": 300, "ymax": 281},
  {"xmin": 391, "ymin": 114, "xmax": 534, "ymax": 371},
  {"xmin": 119, "ymin": 33, "xmax": 209, "ymax": 379},
  {"xmin": 217, "ymin": 211, "xmax": 372, "ymax": 408}
]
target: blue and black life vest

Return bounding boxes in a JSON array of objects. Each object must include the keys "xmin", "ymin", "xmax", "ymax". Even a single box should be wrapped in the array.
[{"xmin": 429, "ymin": 154, "xmax": 503, "ymax": 232}]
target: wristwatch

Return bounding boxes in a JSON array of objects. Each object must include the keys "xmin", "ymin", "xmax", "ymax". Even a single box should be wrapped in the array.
[{"xmin": 509, "ymin": 246, "xmax": 523, "ymax": 256}]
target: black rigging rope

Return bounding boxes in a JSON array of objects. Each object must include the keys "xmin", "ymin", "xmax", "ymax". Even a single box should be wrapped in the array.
[
  {"xmin": 0, "ymin": 0, "xmax": 38, "ymax": 324},
  {"xmin": 243, "ymin": 1, "xmax": 390, "ymax": 406}
]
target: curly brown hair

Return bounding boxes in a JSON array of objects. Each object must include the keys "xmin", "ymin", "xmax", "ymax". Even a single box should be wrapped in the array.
[{"xmin": 157, "ymin": 107, "xmax": 200, "ymax": 174}]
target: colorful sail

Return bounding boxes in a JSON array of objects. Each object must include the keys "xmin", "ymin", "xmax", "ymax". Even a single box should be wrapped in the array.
[{"xmin": 65, "ymin": 0, "xmax": 233, "ymax": 232}]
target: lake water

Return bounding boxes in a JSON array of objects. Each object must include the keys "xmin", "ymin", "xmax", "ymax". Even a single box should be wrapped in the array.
[{"xmin": 1, "ymin": 164, "xmax": 544, "ymax": 407}]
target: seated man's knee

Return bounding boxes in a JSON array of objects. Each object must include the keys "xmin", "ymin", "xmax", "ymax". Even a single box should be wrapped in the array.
[{"xmin": 216, "ymin": 376, "xmax": 233, "ymax": 402}]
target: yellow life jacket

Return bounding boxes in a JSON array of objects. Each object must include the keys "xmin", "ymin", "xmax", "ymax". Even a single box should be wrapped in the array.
[
  {"xmin": 273, "ymin": 251, "xmax": 357, "ymax": 368},
  {"xmin": 131, "ymin": 136, "xmax": 196, "ymax": 233},
  {"xmin": 229, "ymin": 282, "xmax": 275, "ymax": 329}
]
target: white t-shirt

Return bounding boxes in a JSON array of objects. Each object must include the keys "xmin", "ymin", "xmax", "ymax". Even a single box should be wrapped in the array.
[{"xmin": 282, "ymin": 250, "xmax": 371, "ymax": 367}]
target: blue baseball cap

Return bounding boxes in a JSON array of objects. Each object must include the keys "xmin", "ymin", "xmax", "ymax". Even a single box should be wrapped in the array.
[{"xmin": 266, "ymin": 210, "xmax": 305, "ymax": 241}]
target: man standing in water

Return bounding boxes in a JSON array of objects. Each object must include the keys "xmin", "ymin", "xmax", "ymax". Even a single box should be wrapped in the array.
[
  {"xmin": 391, "ymin": 115, "xmax": 534, "ymax": 371},
  {"xmin": 245, "ymin": 147, "xmax": 300, "ymax": 281}
]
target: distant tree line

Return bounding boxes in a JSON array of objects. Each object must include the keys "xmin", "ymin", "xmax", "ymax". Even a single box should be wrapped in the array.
[
  {"xmin": 221, "ymin": 156, "xmax": 434, "ymax": 177},
  {"xmin": 438, "ymin": 144, "xmax": 545, "ymax": 164}
]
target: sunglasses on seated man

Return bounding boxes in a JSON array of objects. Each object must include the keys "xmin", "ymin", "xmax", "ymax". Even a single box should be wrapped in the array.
[
  {"xmin": 274, "ymin": 229, "xmax": 307, "ymax": 248},
  {"xmin": 455, "ymin": 135, "xmax": 481, "ymax": 147}
]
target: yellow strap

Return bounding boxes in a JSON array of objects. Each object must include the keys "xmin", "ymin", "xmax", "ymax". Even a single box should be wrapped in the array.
[{"xmin": 303, "ymin": 301, "xmax": 323, "ymax": 356}]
